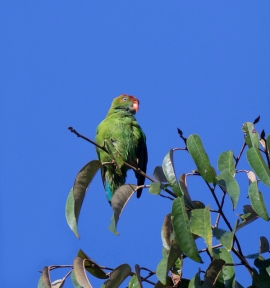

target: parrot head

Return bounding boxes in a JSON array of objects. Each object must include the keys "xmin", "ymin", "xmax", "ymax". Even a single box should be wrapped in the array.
[{"xmin": 109, "ymin": 94, "xmax": 140, "ymax": 114}]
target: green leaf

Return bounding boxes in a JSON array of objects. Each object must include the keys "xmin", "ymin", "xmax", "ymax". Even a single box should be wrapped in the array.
[
  {"xmin": 188, "ymin": 271, "xmax": 202, "ymax": 288},
  {"xmin": 247, "ymin": 147, "xmax": 270, "ymax": 187},
  {"xmin": 133, "ymin": 264, "xmax": 143, "ymax": 288},
  {"xmin": 128, "ymin": 275, "xmax": 141, "ymax": 288},
  {"xmin": 252, "ymin": 260, "xmax": 270, "ymax": 287},
  {"xmin": 154, "ymin": 277, "xmax": 173, "ymax": 288},
  {"xmin": 266, "ymin": 135, "xmax": 270, "ymax": 159},
  {"xmin": 186, "ymin": 134, "xmax": 216, "ymax": 183},
  {"xmin": 77, "ymin": 250, "xmax": 108, "ymax": 279},
  {"xmin": 213, "ymin": 248, "xmax": 235, "ymax": 288},
  {"xmin": 242, "ymin": 122, "xmax": 260, "ymax": 148},
  {"xmin": 201, "ymin": 259, "xmax": 226, "ymax": 288},
  {"xmin": 109, "ymin": 184, "xmax": 138, "ymax": 235},
  {"xmin": 66, "ymin": 188, "xmax": 79, "ymax": 238},
  {"xmin": 180, "ymin": 174, "xmax": 194, "ymax": 208},
  {"xmin": 162, "ymin": 150, "xmax": 183, "ymax": 197},
  {"xmin": 218, "ymin": 151, "xmax": 235, "ymax": 176},
  {"xmin": 190, "ymin": 206, "xmax": 212, "ymax": 256},
  {"xmin": 71, "ymin": 271, "xmax": 83, "ymax": 288},
  {"xmin": 260, "ymin": 237, "xmax": 270, "ymax": 254},
  {"xmin": 156, "ymin": 256, "xmax": 168, "ymax": 285},
  {"xmin": 236, "ymin": 205, "xmax": 259, "ymax": 231},
  {"xmin": 248, "ymin": 181, "xmax": 269, "ymax": 221},
  {"xmin": 216, "ymin": 170, "xmax": 240, "ymax": 210},
  {"xmin": 73, "ymin": 257, "xmax": 92, "ymax": 288},
  {"xmin": 149, "ymin": 182, "xmax": 161, "ymax": 195},
  {"xmin": 172, "ymin": 197, "xmax": 202, "ymax": 263},
  {"xmin": 104, "ymin": 264, "xmax": 131, "ymax": 288},
  {"xmin": 153, "ymin": 166, "xmax": 168, "ymax": 182},
  {"xmin": 161, "ymin": 214, "xmax": 173, "ymax": 250},
  {"xmin": 213, "ymin": 220, "xmax": 238, "ymax": 251}
]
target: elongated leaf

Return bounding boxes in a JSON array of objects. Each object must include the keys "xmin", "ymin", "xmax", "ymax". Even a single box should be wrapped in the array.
[
  {"xmin": 266, "ymin": 135, "xmax": 270, "ymax": 159},
  {"xmin": 242, "ymin": 122, "xmax": 260, "ymax": 148},
  {"xmin": 38, "ymin": 275, "xmax": 46, "ymax": 288},
  {"xmin": 156, "ymin": 256, "xmax": 168, "ymax": 285},
  {"xmin": 236, "ymin": 205, "xmax": 259, "ymax": 231},
  {"xmin": 253, "ymin": 259, "xmax": 270, "ymax": 286},
  {"xmin": 71, "ymin": 271, "xmax": 83, "ymax": 288},
  {"xmin": 66, "ymin": 188, "xmax": 79, "ymax": 238},
  {"xmin": 213, "ymin": 248, "xmax": 235, "ymax": 288},
  {"xmin": 190, "ymin": 206, "xmax": 212, "ymax": 255},
  {"xmin": 248, "ymin": 181, "xmax": 269, "ymax": 221},
  {"xmin": 213, "ymin": 221, "xmax": 238, "ymax": 251},
  {"xmin": 180, "ymin": 174, "xmax": 194, "ymax": 208},
  {"xmin": 202, "ymin": 259, "xmax": 226, "ymax": 288},
  {"xmin": 218, "ymin": 151, "xmax": 235, "ymax": 176},
  {"xmin": 42, "ymin": 266, "xmax": 52, "ymax": 288},
  {"xmin": 134, "ymin": 264, "xmax": 143, "ymax": 288},
  {"xmin": 247, "ymin": 147, "xmax": 270, "ymax": 187},
  {"xmin": 77, "ymin": 250, "xmax": 108, "ymax": 279},
  {"xmin": 216, "ymin": 170, "xmax": 240, "ymax": 210},
  {"xmin": 73, "ymin": 257, "xmax": 92, "ymax": 288},
  {"xmin": 162, "ymin": 150, "xmax": 183, "ymax": 197},
  {"xmin": 172, "ymin": 197, "xmax": 202, "ymax": 263},
  {"xmin": 153, "ymin": 166, "xmax": 168, "ymax": 182},
  {"xmin": 188, "ymin": 271, "xmax": 201, "ymax": 288},
  {"xmin": 128, "ymin": 275, "xmax": 140, "ymax": 288},
  {"xmin": 161, "ymin": 214, "xmax": 173, "ymax": 250},
  {"xmin": 260, "ymin": 237, "xmax": 270, "ymax": 254},
  {"xmin": 109, "ymin": 184, "xmax": 138, "ymax": 234},
  {"xmin": 187, "ymin": 134, "xmax": 216, "ymax": 183},
  {"xmin": 105, "ymin": 264, "xmax": 131, "ymax": 288},
  {"xmin": 51, "ymin": 279, "xmax": 65, "ymax": 288},
  {"xmin": 149, "ymin": 182, "xmax": 161, "ymax": 195}
]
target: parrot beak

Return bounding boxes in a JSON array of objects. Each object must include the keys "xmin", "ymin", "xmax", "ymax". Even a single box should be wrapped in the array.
[{"xmin": 132, "ymin": 99, "xmax": 139, "ymax": 112}]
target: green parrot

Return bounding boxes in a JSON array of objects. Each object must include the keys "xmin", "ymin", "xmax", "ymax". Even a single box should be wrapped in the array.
[{"xmin": 95, "ymin": 94, "xmax": 148, "ymax": 203}]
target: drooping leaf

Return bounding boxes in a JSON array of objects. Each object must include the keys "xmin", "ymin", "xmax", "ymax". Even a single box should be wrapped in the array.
[
  {"xmin": 41, "ymin": 266, "xmax": 52, "ymax": 288},
  {"xmin": 266, "ymin": 135, "xmax": 270, "ymax": 159},
  {"xmin": 73, "ymin": 257, "xmax": 92, "ymax": 288},
  {"xmin": 242, "ymin": 122, "xmax": 260, "ymax": 148},
  {"xmin": 180, "ymin": 174, "xmax": 194, "ymax": 208},
  {"xmin": 190, "ymin": 206, "xmax": 212, "ymax": 256},
  {"xmin": 109, "ymin": 184, "xmax": 138, "ymax": 234},
  {"xmin": 134, "ymin": 264, "xmax": 143, "ymax": 288},
  {"xmin": 236, "ymin": 205, "xmax": 259, "ymax": 231},
  {"xmin": 248, "ymin": 181, "xmax": 269, "ymax": 221},
  {"xmin": 246, "ymin": 147, "xmax": 270, "ymax": 187},
  {"xmin": 260, "ymin": 237, "xmax": 270, "ymax": 254},
  {"xmin": 213, "ymin": 220, "xmax": 238, "ymax": 251},
  {"xmin": 77, "ymin": 250, "xmax": 108, "ymax": 279},
  {"xmin": 149, "ymin": 182, "xmax": 161, "ymax": 195},
  {"xmin": 188, "ymin": 271, "xmax": 202, "ymax": 288},
  {"xmin": 71, "ymin": 271, "xmax": 83, "ymax": 288},
  {"xmin": 217, "ymin": 151, "xmax": 235, "ymax": 176},
  {"xmin": 104, "ymin": 264, "xmax": 131, "ymax": 288},
  {"xmin": 201, "ymin": 259, "xmax": 226, "ymax": 288},
  {"xmin": 66, "ymin": 160, "xmax": 102, "ymax": 238},
  {"xmin": 216, "ymin": 170, "xmax": 240, "ymax": 210},
  {"xmin": 172, "ymin": 197, "xmax": 202, "ymax": 263},
  {"xmin": 161, "ymin": 214, "xmax": 173, "ymax": 250},
  {"xmin": 186, "ymin": 134, "xmax": 216, "ymax": 183},
  {"xmin": 153, "ymin": 166, "xmax": 168, "ymax": 182},
  {"xmin": 213, "ymin": 248, "xmax": 235, "ymax": 288}
]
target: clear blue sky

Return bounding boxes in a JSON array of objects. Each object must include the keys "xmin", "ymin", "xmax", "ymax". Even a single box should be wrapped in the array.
[{"xmin": 1, "ymin": 1, "xmax": 270, "ymax": 287}]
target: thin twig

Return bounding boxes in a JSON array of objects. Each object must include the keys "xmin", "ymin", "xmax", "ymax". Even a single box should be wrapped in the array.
[{"xmin": 234, "ymin": 141, "xmax": 246, "ymax": 168}]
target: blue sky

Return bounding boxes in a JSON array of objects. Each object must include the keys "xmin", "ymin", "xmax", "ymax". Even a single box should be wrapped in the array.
[{"xmin": 1, "ymin": 1, "xmax": 270, "ymax": 287}]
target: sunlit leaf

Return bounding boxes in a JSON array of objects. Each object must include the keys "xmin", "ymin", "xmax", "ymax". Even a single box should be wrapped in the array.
[
  {"xmin": 73, "ymin": 257, "xmax": 92, "ymax": 288},
  {"xmin": 247, "ymin": 171, "xmax": 257, "ymax": 184},
  {"xmin": 153, "ymin": 166, "xmax": 168, "ymax": 182},
  {"xmin": 216, "ymin": 170, "xmax": 240, "ymax": 210},
  {"xmin": 51, "ymin": 279, "xmax": 65, "ymax": 288},
  {"xmin": 104, "ymin": 264, "xmax": 131, "ymax": 288},
  {"xmin": 213, "ymin": 248, "xmax": 235, "ymax": 288},
  {"xmin": 242, "ymin": 122, "xmax": 260, "ymax": 148},
  {"xmin": 172, "ymin": 197, "xmax": 202, "ymax": 263},
  {"xmin": 248, "ymin": 181, "xmax": 269, "ymax": 221},
  {"xmin": 201, "ymin": 259, "xmax": 226, "ymax": 288},
  {"xmin": 186, "ymin": 134, "xmax": 216, "ymax": 183},
  {"xmin": 190, "ymin": 206, "xmax": 212, "ymax": 255},
  {"xmin": 109, "ymin": 184, "xmax": 138, "ymax": 234},
  {"xmin": 128, "ymin": 275, "xmax": 140, "ymax": 288},
  {"xmin": 246, "ymin": 147, "xmax": 270, "ymax": 187},
  {"xmin": 71, "ymin": 271, "xmax": 83, "ymax": 288},
  {"xmin": 218, "ymin": 151, "xmax": 235, "ymax": 176},
  {"xmin": 66, "ymin": 188, "xmax": 79, "ymax": 238},
  {"xmin": 260, "ymin": 237, "xmax": 270, "ymax": 254},
  {"xmin": 77, "ymin": 250, "xmax": 108, "ymax": 279},
  {"xmin": 213, "ymin": 220, "xmax": 238, "ymax": 251},
  {"xmin": 188, "ymin": 271, "xmax": 201, "ymax": 288},
  {"xmin": 149, "ymin": 182, "xmax": 161, "ymax": 195}
]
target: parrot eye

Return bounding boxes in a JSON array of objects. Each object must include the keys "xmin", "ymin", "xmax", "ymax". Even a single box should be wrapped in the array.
[{"xmin": 122, "ymin": 97, "xmax": 127, "ymax": 101}]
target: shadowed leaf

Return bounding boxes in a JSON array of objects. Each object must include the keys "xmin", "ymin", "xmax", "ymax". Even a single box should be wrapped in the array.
[
  {"xmin": 134, "ymin": 264, "xmax": 143, "ymax": 288},
  {"xmin": 109, "ymin": 184, "xmax": 138, "ymax": 234},
  {"xmin": 213, "ymin": 221, "xmax": 238, "ymax": 251},
  {"xmin": 190, "ymin": 206, "xmax": 212, "ymax": 256},
  {"xmin": 73, "ymin": 257, "xmax": 92, "ymax": 288},
  {"xmin": 236, "ymin": 205, "xmax": 259, "ymax": 231},
  {"xmin": 247, "ymin": 147, "xmax": 270, "ymax": 187},
  {"xmin": 242, "ymin": 122, "xmax": 260, "ymax": 148},
  {"xmin": 153, "ymin": 166, "xmax": 168, "ymax": 182},
  {"xmin": 104, "ymin": 264, "xmax": 131, "ymax": 288},
  {"xmin": 266, "ymin": 135, "xmax": 270, "ymax": 159},
  {"xmin": 187, "ymin": 134, "xmax": 216, "ymax": 183},
  {"xmin": 213, "ymin": 248, "xmax": 235, "ymax": 288},
  {"xmin": 247, "ymin": 171, "xmax": 257, "ymax": 184},
  {"xmin": 260, "ymin": 237, "xmax": 270, "ymax": 254},
  {"xmin": 172, "ymin": 197, "xmax": 202, "ymax": 263},
  {"xmin": 77, "ymin": 250, "xmax": 108, "ymax": 279},
  {"xmin": 66, "ymin": 188, "xmax": 79, "ymax": 238},
  {"xmin": 188, "ymin": 271, "xmax": 201, "ymax": 288},
  {"xmin": 154, "ymin": 277, "xmax": 174, "ymax": 288},
  {"xmin": 161, "ymin": 214, "xmax": 173, "ymax": 250},
  {"xmin": 40, "ymin": 266, "xmax": 52, "ymax": 288},
  {"xmin": 248, "ymin": 181, "xmax": 269, "ymax": 221},
  {"xmin": 253, "ymin": 116, "xmax": 260, "ymax": 124},
  {"xmin": 216, "ymin": 170, "xmax": 240, "ymax": 210},
  {"xmin": 71, "ymin": 271, "xmax": 83, "ymax": 288},
  {"xmin": 202, "ymin": 259, "xmax": 226, "ymax": 288},
  {"xmin": 180, "ymin": 174, "xmax": 194, "ymax": 208},
  {"xmin": 218, "ymin": 151, "xmax": 235, "ymax": 176},
  {"xmin": 51, "ymin": 279, "xmax": 65, "ymax": 288}
]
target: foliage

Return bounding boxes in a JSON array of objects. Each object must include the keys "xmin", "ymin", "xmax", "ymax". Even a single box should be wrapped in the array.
[{"xmin": 38, "ymin": 119, "xmax": 270, "ymax": 287}]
